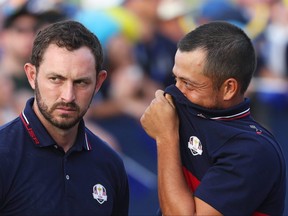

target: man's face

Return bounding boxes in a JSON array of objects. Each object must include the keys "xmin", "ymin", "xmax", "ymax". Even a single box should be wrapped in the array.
[
  {"xmin": 173, "ymin": 49, "xmax": 224, "ymax": 109},
  {"xmin": 30, "ymin": 44, "xmax": 105, "ymax": 130},
  {"xmin": 34, "ymin": 78, "xmax": 87, "ymax": 130}
]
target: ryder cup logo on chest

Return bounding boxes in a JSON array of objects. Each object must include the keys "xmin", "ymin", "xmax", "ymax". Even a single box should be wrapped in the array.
[
  {"xmin": 188, "ymin": 136, "xmax": 203, "ymax": 156},
  {"xmin": 92, "ymin": 184, "xmax": 107, "ymax": 204}
]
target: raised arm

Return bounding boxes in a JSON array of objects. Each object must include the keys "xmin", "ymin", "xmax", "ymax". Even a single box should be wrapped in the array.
[{"xmin": 140, "ymin": 90, "xmax": 222, "ymax": 215}]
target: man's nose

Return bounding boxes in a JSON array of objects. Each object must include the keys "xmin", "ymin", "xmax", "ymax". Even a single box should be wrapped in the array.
[{"xmin": 61, "ymin": 82, "xmax": 76, "ymax": 103}]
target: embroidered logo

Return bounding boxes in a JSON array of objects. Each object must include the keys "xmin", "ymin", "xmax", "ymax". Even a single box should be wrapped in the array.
[
  {"xmin": 197, "ymin": 113, "xmax": 206, "ymax": 119},
  {"xmin": 249, "ymin": 125, "xmax": 262, "ymax": 135},
  {"xmin": 188, "ymin": 136, "xmax": 203, "ymax": 156},
  {"xmin": 92, "ymin": 184, "xmax": 107, "ymax": 204}
]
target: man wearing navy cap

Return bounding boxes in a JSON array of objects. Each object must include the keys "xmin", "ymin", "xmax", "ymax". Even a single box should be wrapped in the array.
[
  {"xmin": 141, "ymin": 21, "xmax": 286, "ymax": 215},
  {"xmin": 0, "ymin": 20, "xmax": 129, "ymax": 215}
]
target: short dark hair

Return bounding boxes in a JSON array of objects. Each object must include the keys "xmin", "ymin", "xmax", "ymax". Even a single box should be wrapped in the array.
[
  {"xmin": 178, "ymin": 21, "xmax": 256, "ymax": 94},
  {"xmin": 31, "ymin": 20, "xmax": 103, "ymax": 74}
]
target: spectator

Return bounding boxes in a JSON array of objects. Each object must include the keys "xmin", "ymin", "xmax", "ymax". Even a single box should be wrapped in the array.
[
  {"xmin": 124, "ymin": 0, "xmax": 177, "ymax": 87},
  {"xmin": 0, "ymin": 72, "xmax": 17, "ymax": 125},
  {"xmin": 0, "ymin": 4, "xmax": 39, "ymax": 92}
]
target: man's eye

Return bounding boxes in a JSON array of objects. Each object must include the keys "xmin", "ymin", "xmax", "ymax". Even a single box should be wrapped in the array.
[
  {"xmin": 184, "ymin": 81, "xmax": 194, "ymax": 90},
  {"xmin": 75, "ymin": 80, "xmax": 89, "ymax": 86},
  {"xmin": 49, "ymin": 77, "xmax": 61, "ymax": 83},
  {"xmin": 184, "ymin": 81, "xmax": 190, "ymax": 86}
]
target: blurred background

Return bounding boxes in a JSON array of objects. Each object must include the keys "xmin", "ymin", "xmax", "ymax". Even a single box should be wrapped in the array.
[{"xmin": 0, "ymin": 0, "xmax": 287, "ymax": 215}]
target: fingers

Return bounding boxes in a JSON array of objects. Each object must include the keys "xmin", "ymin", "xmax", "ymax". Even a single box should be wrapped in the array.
[
  {"xmin": 154, "ymin": 89, "xmax": 175, "ymax": 108},
  {"xmin": 155, "ymin": 89, "xmax": 164, "ymax": 98},
  {"xmin": 164, "ymin": 93, "xmax": 175, "ymax": 108}
]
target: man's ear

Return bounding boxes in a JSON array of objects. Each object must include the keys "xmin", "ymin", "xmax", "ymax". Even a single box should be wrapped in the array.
[
  {"xmin": 24, "ymin": 63, "xmax": 37, "ymax": 90},
  {"xmin": 222, "ymin": 78, "xmax": 239, "ymax": 101},
  {"xmin": 95, "ymin": 70, "xmax": 107, "ymax": 93}
]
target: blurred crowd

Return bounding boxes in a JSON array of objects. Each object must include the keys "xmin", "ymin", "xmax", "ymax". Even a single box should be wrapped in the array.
[{"xmin": 0, "ymin": 0, "xmax": 287, "ymax": 215}]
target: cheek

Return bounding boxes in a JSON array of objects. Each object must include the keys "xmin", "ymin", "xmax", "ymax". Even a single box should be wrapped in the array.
[
  {"xmin": 77, "ymin": 89, "xmax": 95, "ymax": 104},
  {"xmin": 37, "ymin": 83, "xmax": 59, "ymax": 102},
  {"xmin": 186, "ymin": 91, "xmax": 216, "ymax": 107},
  {"xmin": 186, "ymin": 92, "xmax": 202, "ymax": 105}
]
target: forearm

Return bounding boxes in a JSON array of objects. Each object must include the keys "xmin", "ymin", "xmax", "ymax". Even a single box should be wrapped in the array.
[
  {"xmin": 140, "ymin": 90, "xmax": 222, "ymax": 216},
  {"xmin": 157, "ymin": 137, "xmax": 196, "ymax": 216}
]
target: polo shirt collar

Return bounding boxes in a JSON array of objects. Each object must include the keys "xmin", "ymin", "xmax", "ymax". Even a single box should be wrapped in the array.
[
  {"xmin": 20, "ymin": 97, "xmax": 91, "ymax": 151},
  {"xmin": 165, "ymin": 85, "xmax": 251, "ymax": 121}
]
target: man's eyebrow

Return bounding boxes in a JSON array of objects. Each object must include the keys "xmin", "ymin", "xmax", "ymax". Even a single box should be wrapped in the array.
[
  {"xmin": 74, "ymin": 77, "xmax": 93, "ymax": 83},
  {"xmin": 47, "ymin": 72, "xmax": 65, "ymax": 78}
]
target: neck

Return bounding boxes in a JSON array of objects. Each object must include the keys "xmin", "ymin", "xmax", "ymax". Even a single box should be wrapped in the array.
[
  {"xmin": 32, "ymin": 102, "xmax": 78, "ymax": 153},
  {"xmin": 49, "ymin": 127, "xmax": 78, "ymax": 152},
  {"xmin": 222, "ymin": 95, "xmax": 245, "ymax": 109}
]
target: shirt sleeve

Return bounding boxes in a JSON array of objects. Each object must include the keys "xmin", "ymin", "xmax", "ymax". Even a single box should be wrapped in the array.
[{"xmin": 194, "ymin": 134, "xmax": 282, "ymax": 215}]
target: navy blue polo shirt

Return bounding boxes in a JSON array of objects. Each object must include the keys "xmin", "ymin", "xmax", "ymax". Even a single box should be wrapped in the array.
[
  {"xmin": 0, "ymin": 98, "xmax": 129, "ymax": 216},
  {"xmin": 164, "ymin": 85, "xmax": 286, "ymax": 215}
]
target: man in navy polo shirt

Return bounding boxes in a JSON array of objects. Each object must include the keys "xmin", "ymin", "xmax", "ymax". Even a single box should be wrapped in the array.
[
  {"xmin": 0, "ymin": 20, "xmax": 129, "ymax": 215},
  {"xmin": 141, "ymin": 21, "xmax": 286, "ymax": 215}
]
